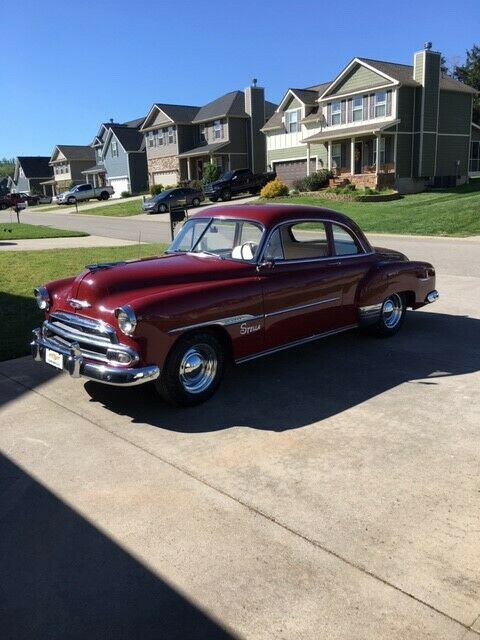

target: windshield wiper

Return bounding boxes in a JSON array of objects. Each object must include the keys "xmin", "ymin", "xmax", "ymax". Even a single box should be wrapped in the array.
[{"xmin": 188, "ymin": 250, "xmax": 224, "ymax": 260}]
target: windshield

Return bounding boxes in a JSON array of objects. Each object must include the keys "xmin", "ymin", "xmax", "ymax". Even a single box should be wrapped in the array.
[
  {"xmin": 167, "ymin": 217, "xmax": 264, "ymax": 261},
  {"xmin": 218, "ymin": 170, "xmax": 235, "ymax": 181}
]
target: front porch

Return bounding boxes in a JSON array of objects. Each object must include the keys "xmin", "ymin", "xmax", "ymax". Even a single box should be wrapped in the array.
[
  {"xmin": 178, "ymin": 142, "xmax": 231, "ymax": 181},
  {"xmin": 304, "ymin": 122, "xmax": 398, "ymax": 190},
  {"xmin": 82, "ymin": 165, "xmax": 107, "ymax": 188}
]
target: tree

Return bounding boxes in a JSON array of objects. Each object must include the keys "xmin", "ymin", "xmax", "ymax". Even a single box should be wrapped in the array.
[
  {"xmin": 0, "ymin": 158, "xmax": 15, "ymax": 178},
  {"xmin": 440, "ymin": 55, "xmax": 449, "ymax": 76},
  {"xmin": 202, "ymin": 162, "xmax": 221, "ymax": 185},
  {"xmin": 453, "ymin": 44, "xmax": 480, "ymax": 123}
]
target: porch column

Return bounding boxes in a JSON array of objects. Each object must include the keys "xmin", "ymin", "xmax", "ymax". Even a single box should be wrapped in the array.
[
  {"xmin": 375, "ymin": 134, "xmax": 381, "ymax": 175},
  {"xmin": 350, "ymin": 138, "xmax": 355, "ymax": 175},
  {"xmin": 327, "ymin": 141, "xmax": 332, "ymax": 171},
  {"xmin": 187, "ymin": 158, "xmax": 191, "ymax": 181},
  {"xmin": 393, "ymin": 132, "xmax": 398, "ymax": 176},
  {"xmin": 306, "ymin": 144, "xmax": 311, "ymax": 176}
]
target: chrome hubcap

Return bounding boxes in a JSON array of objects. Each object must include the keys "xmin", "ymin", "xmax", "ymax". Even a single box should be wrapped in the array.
[
  {"xmin": 382, "ymin": 294, "xmax": 403, "ymax": 328},
  {"xmin": 179, "ymin": 345, "xmax": 217, "ymax": 394}
]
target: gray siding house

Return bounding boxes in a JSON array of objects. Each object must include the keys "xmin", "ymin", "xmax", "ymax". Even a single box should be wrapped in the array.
[
  {"xmin": 99, "ymin": 124, "xmax": 148, "ymax": 197},
  {"xmin": 263, "ymin": 46, "xmax": 477, "ymax": 192},
  {"xmin": 13, "ymin": 157, "xmax": 53, "ymax": 195},
  {"xmin": 140, "ymin": 85, "xmax": 276, "ymax": 187}
]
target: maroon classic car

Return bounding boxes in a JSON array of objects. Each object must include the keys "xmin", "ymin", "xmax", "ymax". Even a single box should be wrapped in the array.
[{"xmin": 31, "ymin": 205, "xmax": 438, "ymax": 406}]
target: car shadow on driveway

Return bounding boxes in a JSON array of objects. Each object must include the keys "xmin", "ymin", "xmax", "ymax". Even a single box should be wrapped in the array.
[{"xmin": 84, "ymin": 310, "xmax": 480, "ymax": 432}]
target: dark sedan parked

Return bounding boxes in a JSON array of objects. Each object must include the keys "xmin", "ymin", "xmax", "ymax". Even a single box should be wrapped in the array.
[{"xmin": 142, "ymin": 187, "xmax": 204, "ymax": 214}]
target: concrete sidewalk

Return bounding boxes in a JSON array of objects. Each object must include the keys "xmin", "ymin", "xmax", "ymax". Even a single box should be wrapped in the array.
[{"xmin": 0, "ymin": 235, "xmax": 145, "ymax": 251}]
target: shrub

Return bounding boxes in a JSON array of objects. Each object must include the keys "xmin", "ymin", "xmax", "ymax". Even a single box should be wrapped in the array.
[
  {"xmin": 202, "ymin": 164, "xmax": 221, "ymax": 186},
  {"xmin": 289, "ymin": 188, "xmax": 299, "ymax": 195},
  {"xmin": 260, "ymin": 178, "xmax": 289, "ymax": 199},
  {"xmin": 121, "ymin": 191, "xmax": 132, "ymax": 198},
  {"xmin": 302, "ymin": 169, "xmax": 333, "ymax": 191},
  {"xmin": 292, "ymin": 178, "xmax": 307, "ymax": 191},
  {"xmin": 363, "ymin": 186, "xmax": 375, "ymax": 195},
  {"xmin": 150, "ymin": 184, "xmax": 164, "ymax": 196}
]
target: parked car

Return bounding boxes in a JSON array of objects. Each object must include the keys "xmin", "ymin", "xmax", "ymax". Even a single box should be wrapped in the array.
[
  {"xmin": 56, "ymin": 184, "xmax": 114, "ymax": 205},
  {"xmin": 31, "ymin": 205, "xmax": 438, "ymax": 406},
  {"xmin": 142, "ymin": 187, "xmax": 204, "ymax": 214},
  {"xmin": 204, "ymin": 168, "xmax": 276, "ymax": 202},
  {"xmin": 0, "ymin": 192, "xmax": 39, "ymax": 209}
]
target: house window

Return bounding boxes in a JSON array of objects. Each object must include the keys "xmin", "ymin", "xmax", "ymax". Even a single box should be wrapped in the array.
[
  {"xmin": 201, "ymin": 125, "xmax": 207, "ymax": 143},
  {"xmin": 111, "ymin": 140, "xmax": 119, "ymax": 158},
  {"xmin": 148, "ymin": 131, "xmax": 154, "ymax": 147},
  {"xmin": 332, "ymin": 102, "xmax": 341, "ymax": 126},
  {"xmin": 97, "ymin": 148, "xmax": 102, "ymax": 162},
  {"xmin": 332, "ymin": 143, "xmax": 342, "ymax": 168},
  {"xmin": 168, "ymin": 126, "xmax": 176, "ymax": 144},
  {"xmin": 353, "ymin": 96, "xmax": 363, "ymax": 122},
  {"xmin": 158, "ymin": 129, "xmax": 165, "ymax": 146},
  {"xmin": 214, "ymin": 119, "xmax": 223, "ymax": 139},
  {"xmin": 286, "ymin": 109, "xmax": 301, "ymax": 133},
  {"xmin": 470, "ymin": 140, "xmax": 480, "ymax": 172},
  {"xmin": 375, "ymin": 92, "xmax": 386, "ymax": 118},
  {"xmin": 373, "ymin": 137, "xmax": 386, "ymax": 165}
]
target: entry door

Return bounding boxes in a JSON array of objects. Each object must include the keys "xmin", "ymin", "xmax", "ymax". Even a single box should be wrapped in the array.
[
  {"xmin": 259, "ymin": 221, "xmax": 344, "ymax": 350},
  {"xmin": 354, "ymin": 142, "xmax": 363, "ymax": 174}
]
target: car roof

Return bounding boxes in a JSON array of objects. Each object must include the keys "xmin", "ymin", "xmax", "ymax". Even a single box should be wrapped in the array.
[{"xmin": 190, "ymin": 204, "xmax": 372, "ymax": 251}]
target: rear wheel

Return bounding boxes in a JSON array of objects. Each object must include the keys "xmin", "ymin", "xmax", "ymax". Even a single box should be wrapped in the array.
[
  {"xmin": 367, "ymin": 293, "xmax": 406, "ymax": 337},
  {"xmin": 100, "ymin": 191, "xmax": 110, "ymax": 200},
  {"xmin": 192, "ymin": 197, "xmax": 200, "ymax": 207},
  {"xmin": 221, "ymin": 189, "xmax": 231, "ymax": 201},
  {"xmin": 158, "ymin": 203, "xmax": 167, "ymax": 213},
  {"xmin": 155, "ymin": 331, "xmax": 225, "ymax": 406},
  {"xmin": 67, "ymin": 196, "xmax": 76, "ymax": 205}
]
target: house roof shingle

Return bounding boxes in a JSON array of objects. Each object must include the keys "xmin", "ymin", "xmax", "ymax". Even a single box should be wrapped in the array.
[
  {"xmin": 192, "ymin": 91, "xmax": 248, "ymax": 123},
  {"xmin": 17, "ymin": 156, "xmax": 52, "ymax": 178},
  {"xmin": 153, "ymin": 103, "xmax": 201, "ymax": 123},
  {"xmin": 261, "ymin": 111, "xmax": 284, "ymax": 132},
  {"xmin": 109, "ymin": 125, "xmax": 145, "ymax": 152},
  {"xmin": 56, "ymin": 145, "xmax": 96, "ymax": 161},
  {"xmin": 178, "ymin": 141, "xmax": 229, "ymax": 158}
]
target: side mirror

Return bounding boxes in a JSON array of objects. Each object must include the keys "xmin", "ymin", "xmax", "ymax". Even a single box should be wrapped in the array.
[
  {"xmin": 256, "ymin": 258, "xmax": 275, "ymax": 272},
  {"xmin": 232, "ymin": 175, "xmax": 238, "ymax": 181}
]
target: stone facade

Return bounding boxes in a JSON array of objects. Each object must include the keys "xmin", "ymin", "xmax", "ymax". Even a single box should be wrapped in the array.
[{"xmin": 147, "ymin": 156, "xmax": 180, "ymax": 184}]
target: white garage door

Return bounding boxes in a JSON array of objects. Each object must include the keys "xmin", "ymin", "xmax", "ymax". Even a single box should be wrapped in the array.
[
  {"xmin": 152, "ymin": 171, "xmax": 178, "ymax": 187},
  {"xmin": 109, "ymin": 177, "xmax": 129, "ymax": 198}
]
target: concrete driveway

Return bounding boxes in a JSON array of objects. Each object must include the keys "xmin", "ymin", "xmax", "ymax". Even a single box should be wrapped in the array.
[{"xmin": 0, "ymin": 236, "xmax": 479, "ymax": 639}]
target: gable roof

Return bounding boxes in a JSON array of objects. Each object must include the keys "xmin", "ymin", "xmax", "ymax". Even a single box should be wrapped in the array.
[
  {"xmin": 140, "ymin": 103, "xmax": 200, "ymax": 130},
  {"xmin": 16, "ymin": 156, "xmax": 52, "ymax": 178},
  {"xmin": 107, "ymin": 125, "xmax": 145, "ymax": 153},
  {"xmin": 192, "ymin": 91, "xmax": 248, "ymax": 123},
  {"xmin": 262, "ymin": 81, "xmax": 332, "ymax": 132},
  {"xmin": 54, "ymin": 145, "xmax": 96, "ymax": 162}
]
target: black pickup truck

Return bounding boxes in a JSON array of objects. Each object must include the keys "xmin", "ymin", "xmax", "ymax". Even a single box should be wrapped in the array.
[{"xmin": 204, "ymin": 168, "xmax": 276, "ymax": 202}]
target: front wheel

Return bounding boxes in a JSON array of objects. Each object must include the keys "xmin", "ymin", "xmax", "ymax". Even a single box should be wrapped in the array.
[
  {"xmin": 155, "ymin": 331, "xmax": 225, "ymax": 406},
  {"xmin": 158, "ymin": 203, "xmax": 167, "ymax": 213},
  {"xmin": 221, "ymin": 189, "xmax": 231, "ymax": 201},
  {"xmin": 192, "ymin": 197, "xmax": 200, "ymax": 207},
  {"xmin": 67, "ymin": 196, "xmax": 76, "ymax": 205},
  {"xmin": 100, "ymin": 191, "xmax": 110, "ymax": 200},
  {"xmin": 367, "ymin": 293, "xmax": 406, "ymax": 337}
]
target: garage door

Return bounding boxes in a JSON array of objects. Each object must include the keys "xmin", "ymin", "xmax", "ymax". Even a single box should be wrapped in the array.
[
  {"xmin": 274, "ymin": 160, "xmax": 316, "ymax": 186},
  {"xmin": 152, "ymin": 171, "xmax": 178, "ymax": 187},
  {"xmin": 109, "ymin": 177, "xmax": 129, "ymax": 199}
]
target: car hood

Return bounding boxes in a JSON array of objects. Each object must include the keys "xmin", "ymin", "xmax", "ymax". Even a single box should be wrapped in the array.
[
  {"xmin": 56, "ymin": 253, "xmax": 253, "ymax": 318},
  {"xmin": 207, "ymin": 179, "xmax": 228, "ymax": 189}
]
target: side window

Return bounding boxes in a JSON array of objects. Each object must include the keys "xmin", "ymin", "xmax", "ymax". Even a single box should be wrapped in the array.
[
  {"xmin": 331, "ymin": 224, "xmax": 361, "ymax": 256},
  {"xmin": 264, "ymin": 228, "xmax": 284, "ymax": 261},
  {"xmin": 280, "ymin": 222, "xmax": 329, "ymax": 260}
]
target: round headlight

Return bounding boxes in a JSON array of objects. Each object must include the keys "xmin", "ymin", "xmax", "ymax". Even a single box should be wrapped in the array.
[
  {"xmin": 115, "ymin": 305, "xmax": 137, "ymax": 336},
  {"xmin": 34, "ymin": 286, "xmax": 50, "ymax": 310}
]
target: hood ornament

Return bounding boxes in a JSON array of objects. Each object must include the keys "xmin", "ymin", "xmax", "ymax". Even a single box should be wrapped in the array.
[{"xmin": 68, "ymin": 298, "xmax": 91, "ymax": 310}]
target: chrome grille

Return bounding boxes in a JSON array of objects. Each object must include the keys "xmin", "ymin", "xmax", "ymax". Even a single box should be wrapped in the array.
[{"xmin": 43, "ymin": 312, "xmax": 136, "ymax": 365}]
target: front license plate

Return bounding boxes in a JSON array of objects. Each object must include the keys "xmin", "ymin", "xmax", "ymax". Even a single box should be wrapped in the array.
[{"xmin": 45, "ymin": 348, "xmax": 64, "ymax": 370}]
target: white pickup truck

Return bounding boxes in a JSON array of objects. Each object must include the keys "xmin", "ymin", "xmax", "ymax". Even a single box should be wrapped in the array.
[{"xmin": 56, "ymin": 183, "xmax": 114, "ymax": 205}]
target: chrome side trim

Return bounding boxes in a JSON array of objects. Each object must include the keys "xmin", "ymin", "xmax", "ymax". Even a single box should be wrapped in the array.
[
  {"xmin": 235, "ymin": 324, "xmax": 358, "ymax": 364},
  {"xmin": 358, "ymin": 303, "xmax": 382, "ymax": 326},
  {"xmin": 68, "ymin": 298, "xmax": 91, "ymax": 309},
  {"xmin": 266, "ymin": 297, "xmax": 340, "ymax": 319},
  {"xmin": 426, "ymin": 290, "xmax": 439, "ymax": 303},
  {"xmin": 169, "ymin": 314, "xmax": 263, "ymax": 335}
]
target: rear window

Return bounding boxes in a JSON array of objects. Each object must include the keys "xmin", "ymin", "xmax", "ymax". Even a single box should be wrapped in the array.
[{"xmin": 331, "ymin": 224, "xmax": 361, "ymax": 255}]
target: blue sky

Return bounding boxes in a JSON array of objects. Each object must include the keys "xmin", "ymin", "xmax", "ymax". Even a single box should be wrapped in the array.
[{"xmin": 1, "ymin": 0, "xmax": 479, "ymax": 158}]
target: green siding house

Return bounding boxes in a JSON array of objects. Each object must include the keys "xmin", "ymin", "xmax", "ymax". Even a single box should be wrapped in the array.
[{"xmin": 262, "ymin": 46, "xmax": 478, "ymax": 193}]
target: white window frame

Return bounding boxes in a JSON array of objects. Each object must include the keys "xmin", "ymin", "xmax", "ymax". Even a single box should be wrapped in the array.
[
  {"xmin": 332, "ymin": 143, "xmax": 342, "ymax": 168},
  {"xmin": 375, "ymin": 91, "xmax": 386, "ymax": 118},
  {"xmin": 158, "ymin": 129, "xmax": 165, "ymax": 146},
  {"xmin": 168, "ymin": 126, "xmax": 175, "ymax": 144},
  {"xmin": 373, "ymin": 137, "xmax": 386, "ymax": 165},
  {"xmin": 148, "ymin": 131, "xmax": 154, "ymax": 147},
  {"xmin": 286, "ymin": 109, "xmax": 301, "ymax": 133},
  {"xmin": 111, "ymin": 140, "xmax": 119, "ymax": 158},
  {"xmin": 331, "ymin": 101, "xmax": 341, "ymax": 126},
  {"xmin": 353, "ymin": 96, "xmax": 363, "ymax": 122},
  {"xmin": 213, "ymin": 119, "xmax": 223, "ymax": 139}
]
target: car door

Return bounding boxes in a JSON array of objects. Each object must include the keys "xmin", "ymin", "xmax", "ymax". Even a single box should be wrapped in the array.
[{"xmin": 259, "ymin": 220, "xmax": 346, "ymax": 350}]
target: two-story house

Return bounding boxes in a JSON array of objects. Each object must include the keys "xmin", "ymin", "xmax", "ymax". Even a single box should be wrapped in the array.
[
  {"xmin": 97, "ymin": 124, "xmax": 148, "ymax": 197},
  {"xmin": 45, "ymin": 145, "xmax": 96, "ymax": 195},
  {"xmin": 12, "ymin": 157, "xmax": 53, "ymax": 195},
  {"xmin": 140, "ymin": 85, "xmax": 276, "ymax": 187},
  {"xmin": 83, "ymin": 117, "xmax": 146, "ymax": 195},
  {"xmin": 263, "ymin": 46, "xmax": 477, "ymax": 193}
]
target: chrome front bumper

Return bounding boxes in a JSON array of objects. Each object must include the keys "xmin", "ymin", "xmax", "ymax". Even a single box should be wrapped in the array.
[
  {"xmin": 426, "ymin": 289, "xmax": 439, "ymax": 303},
  {"xmin": 31, "ymin": 328, "xmax": 160, "ymax": 387}
]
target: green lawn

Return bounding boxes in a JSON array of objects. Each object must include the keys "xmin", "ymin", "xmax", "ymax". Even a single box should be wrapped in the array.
[
  {"xmin": 75, "ymin": 198, "xmax": 145, "ymax": 217},
  {"xmin": 0, "ymin": 243, "xmax": 167, "ymax": 362},
  {"xmin": 0, "ymin": 223, "xmax": 87, "ymax": 241},
  {"xmin": 273, "ymin": 179, "xmax": 480, "ymax": 236}
]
